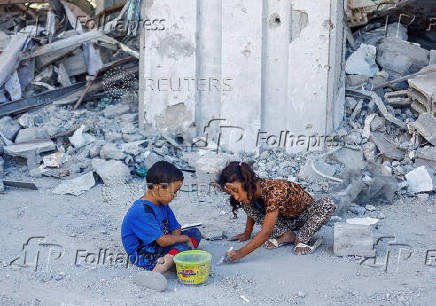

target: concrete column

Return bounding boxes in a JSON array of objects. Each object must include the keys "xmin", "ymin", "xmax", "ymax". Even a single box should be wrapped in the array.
[
  {"xmin": 220, "ymin": 0, "xmax": 263, "ymax": 153},
  {"xmin": 195, "ymin": 0, "xmax": 222, "ymax": 138},
  {"xmin": 260, "ymin": 0, "xmax": 290, "ymax": 151}
]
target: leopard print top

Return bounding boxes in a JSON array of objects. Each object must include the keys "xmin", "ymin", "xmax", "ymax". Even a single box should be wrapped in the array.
[{"xmin": 256, "ymin": 178, "xmax": 315, "ymax": 218}]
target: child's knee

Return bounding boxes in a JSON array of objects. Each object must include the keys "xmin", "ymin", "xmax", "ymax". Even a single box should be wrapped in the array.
[{"xmin": 183, "ymin": 227, "xmax": 202, "ymax": 243}]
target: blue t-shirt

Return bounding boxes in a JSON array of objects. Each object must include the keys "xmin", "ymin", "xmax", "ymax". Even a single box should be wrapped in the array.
[{"xmin": 121, "ymin": 200, "xmax": 181, "ymax": 256}]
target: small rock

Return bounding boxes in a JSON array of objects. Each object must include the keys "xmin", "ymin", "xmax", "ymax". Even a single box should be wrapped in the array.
[
  {"xmin": 377, "ymin": 213, "xmax": 386, "ymax": 219},
  {"xmin": 349, "ymin": 204, "xmax": 366, "ymax": 216},
  {"xmin": 92, "ymin": 158, "xmax": 130, "ymax": 185},
  {"xmin": 297, "ymin": 291, "xmax": 305, "ymax": 298},
  {"xmin": 345, "ymin": 43, "xmax": 379, "ymax": 77},
  {"xmin": 100, "ymin": 143, "xmax": 126, "ymax": 160},
  {"xmin": 133, "ymin": 271, "xmax": 167, "ymax": 292},
  {"xmin": 365, "ymin": 204, "xmax": 376, "ymax": 212},
  {"xmin": 405, "ymin": 166, "xmax": 435, "ymax": 194},
  {"xmin": 0, "ymin": 116, "xmax": 20, "ymax": 141},
  {"xmin": 17, "ymin": 113, "xmax": 34, "ymax": 128},
  {"xmin": 416, "ymin": 193, "xmax": 429, "ymax": 201},
  {"xmin": 69, "ymin": 125, "xmax": 95, "ymax": 149},
  {"xmin": 53, "ymin": 172, "xmax": 95, "ymax": 196},
  {"xmin": 120, "ymin": 122, "xmax": 136, "ymax": 134},
  {"xmin": 89, "ymin": 145, "xmax": 101, "ymax": 159}
]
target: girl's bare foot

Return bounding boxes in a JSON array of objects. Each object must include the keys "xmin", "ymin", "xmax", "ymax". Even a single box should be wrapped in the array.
[
  {"xmin": 265, "ymin": 231, "xmax": 297, "ymax": 249},
  {"xmin": 294, "ymin": 239, "xmax": 311, "ymax": 255},
  {"xmin": 152, "ymin": 254, "xmax": 175, "ymax": 273}
]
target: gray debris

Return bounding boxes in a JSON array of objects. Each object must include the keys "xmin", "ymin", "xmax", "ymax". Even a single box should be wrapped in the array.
[
  {"xmin": 53, "ymin": 171, "xmax": 95, "ymax": 196},
  {"xmin": 69, "ymin": 125, "xmax": 96, "ymax": 148},
  {"xmin": 408, "ymin": 113, "xmax": 436, "ymax": 146},
  {"xmin": 333, "ymin": 223, "xmax": 375, "ymax": 257},
  {"xmin": 103, "ymin": 104, "xmax": 130, "ymax": 118},
  {"xmin": 414, "ymin": 146, "xmax": 436, "ymax": 168},
  {"xmin": 0, "ymin": 116, "xmax": 20, "ymax": 141},
  {"xmin": 4, "ymin": 140, "xmax": 55, "ymax": 158},
  {"xmin": 370, "ymin": 132, "xmax": 404, "ymax": 161},
  {"xmin": 14, "ymin": 128, "xmax": 49, "ymax": 144},
  {"xmin": 376, "ymin": 38, "xmax": 429, "ymax": 74},
  {"xmin": 121, "ymin": 140, "xmax": 146, "ymax": 156},
  {"xmin": 17, "ymin": 113, "xmax": 34, "ymax": 128},
  {"xmin": 405, "ymin": 166, "xmax": 435, "ymax": 193},
  {"xmin": 345, "ymin": 43, "xmax": 379, "ymax": 77},
  {"xmin": 100, "ymin": 143, "xmax": 126, "ymax": 160},
  {"xmin": 91, "ymin": 158, "xmax": 130, "ymax": 185}
]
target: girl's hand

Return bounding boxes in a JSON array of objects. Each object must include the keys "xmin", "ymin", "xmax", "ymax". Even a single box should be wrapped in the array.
[
  {"xmin": 226, "ymin": 249, "xmax": 244, "ymax": 262},
  {"xmin": 229, "ymin": 232, "xmax": 251, "ymax": 242}
]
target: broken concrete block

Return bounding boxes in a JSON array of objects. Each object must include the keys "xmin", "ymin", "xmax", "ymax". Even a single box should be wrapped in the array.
[
  {"xmin": 14, "ymin": 128, "xmax": 49, "ymax": 144},
  {"xmin": 370, "ymin": 132, "xmax": 404, "ymax": 161},
  {"xmin": 103, "ymin": 104, "xmax": 130, "ymax": 118},
  {"xmin": 408, "ymin": 113, "xmax": 436, "ymax": 146},
  {"xmin": 17, "ymin": 113, "xmax": 34, "ymax": 128},
  {"xmin": 203, "ymin": 230, "xmax": 225, "ymax": 241},
  {"xmin": 69, "ymin": 125, "xmax": 96, "ymax": 148},
  {"xmin": 4, "ymin": 140, "xmax": 55, "ymax": 158},
  {"xmin": 120, "ymin": 122, "xmax": 136, "ymax": 134},
  {"xmin": 121, "ymin": 140, "xmax": 146, "ymax": 156},
  {"xmin": 370, "ymin": 116, "xmax": 385, "ymax": 132},
  {"xmin": 142, "ymin": 151, "xmax": 165, "ymax": 169},
  {"xmin": 430, "ymin": 50, "xmax": 436, "ymax": 65},
  {"xmin": 346, "ymin": 74, "xmax": 369, "ymax": 88},
  {"xmin": 346, "ymin": 217, "xmax": 378, "ymax": 226},
  {"xmin": 384, "ymin": 90, "xmax": 411, "ymax": 108},
  {"xmin": 377, "ymin": 38, "xmax": 430, "ymax": 74},
  {"xmin": 345, "ymin": 43, "xmax": 379, "ymax": 77},
  {"xmin": 405, "ymin": 166, "xmax": 435, "ymax": 194},
  {"xmin": 91, "ymin": 158, "xmax": 130, "ymax": 185},
  {"xmin": 119, "ymin": 113, "xmax": 138, "ymax": 122},
  {"xmin": 0, "ymin": 116, "xmax": 20, "ymax": 141},
  {"xmin": 183, "ymin": 151, "xmax": 233, "ymax": 176},
  {"xmin": 414, "ymin": 146, "xmax": 436, "ymax": 168},
  {"xmin": 334, "ymin": 223, "xmax": 375, "ymax": 257},
  {"xmin": 408, "ymin": 68, "xmax": 436, "ymax": 116},
  {"xmin": 43, "ymin": 152, "xmax": 67, "ymax": 168},
  {"xmin": 133, "ymin": 271, "xmax": 167, "ymax": 292},
  {"xmin": 100, "ymin": 143, "xmax": 126, "ymax": 160},
  {"xmin": 53, "ymin": 171, "xmax": 95, "ymax": 196}
]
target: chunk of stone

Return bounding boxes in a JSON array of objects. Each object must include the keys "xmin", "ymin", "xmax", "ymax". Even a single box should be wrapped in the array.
[
  {"xmin": 370, "ymin": 132, "xmax": 404, "ymax": 161},
  {"xmin": 4, "ymin": 140, "xmax": 55, "ymax": 158},
  {"xmin": 133, "ymin": 271, "xmax": 167, "ymax": 292},
  {"xmin": 91, "ymin": 158, "xmax": 130, "ymax": 184},
  {"xmin": 414, "ymin": 146, "xmax": 436, "ymax": 168},
  {"xmin": 17, "ymin": 113, "xmax": 34, "ymax": 128},
  {"xmin": 345, "ymin": 44, "xmax": 379, "ymax": 77},
  {"xmin": 53, "ymin": 171, "xmax": 95, "ymax": 196},
  {"xmin": 0, "ymin": 116, "xmax": 20, "ymax": 141},
  {"xmin": 121, "ymin": 140, "xmax": 146, "ymax": 156},
  {"xmin": 69, "ymin": 125, "xmax": 95, "ymax": 148},
  {"xmin": 100, "ymin": 143, "xmax": 126, "ymax": 160},
  {"xmin": 334, "ymin": 223, "xmax": 375, "ymax": 257},
  {"xmin": 377, "ymin": 38, "xmax": 429, "ymax": 74},
  {"xmin": 405, "ymin": 166, "xmax": 435, "ymax": 193},
  {"xmin": 14, "ymin": 128, "xmax": 49, "ymax": 143},
  {"xmin": 408, "ymin": 113, "xmax": 436, "ymax": 146}
]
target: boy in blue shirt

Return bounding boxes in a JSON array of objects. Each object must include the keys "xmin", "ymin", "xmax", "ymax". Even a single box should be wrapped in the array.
[{"xmin": 121, "ymin": 161, "xmax": 201, "ymax": 273}]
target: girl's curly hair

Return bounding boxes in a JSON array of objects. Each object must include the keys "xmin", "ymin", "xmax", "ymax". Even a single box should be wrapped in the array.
[{"xmin": 216, "ymin": 161, "xmax": 258, "ymax": 217}]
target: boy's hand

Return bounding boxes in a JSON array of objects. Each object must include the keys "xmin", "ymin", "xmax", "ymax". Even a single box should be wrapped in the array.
[
  {"xmin": 226, "ymin": 249, "xmax": 244, "ymax": 262},
  {"xmin": 229, "ymin": 232, "xmax": 251, "ymax": 242},
  {"xmin": 181, "ymin": 235, "xmax": 195, "ymax": 249}
]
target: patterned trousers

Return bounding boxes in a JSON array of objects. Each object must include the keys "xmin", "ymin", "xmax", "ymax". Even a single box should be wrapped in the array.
[{"xmin": 243, "ymin": 198, "xmax": 336, "ymax": 244}]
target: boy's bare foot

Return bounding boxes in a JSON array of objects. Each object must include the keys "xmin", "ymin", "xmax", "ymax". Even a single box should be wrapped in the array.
[
  {"xmin": 265, "ymin": 231, "xmax": 296, "ymax": 249},
  {"xmin": 152, "ymin": 254, "xmax": 175, "ymax": 273}
]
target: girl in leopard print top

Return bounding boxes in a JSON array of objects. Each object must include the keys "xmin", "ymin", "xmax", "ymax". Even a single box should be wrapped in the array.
[{"xmin": 217, "ymin": 161, "xmax": 336, "ymax": 261}]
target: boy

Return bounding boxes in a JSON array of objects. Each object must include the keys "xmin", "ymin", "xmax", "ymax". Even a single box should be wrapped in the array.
[{"xmin": 121, "ymin": 161, "xmax": 201, "ymax": 273}]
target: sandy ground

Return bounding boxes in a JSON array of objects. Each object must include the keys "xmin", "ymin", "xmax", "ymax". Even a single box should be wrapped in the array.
[{"xmin": 0, "ymin": 174, "xmax": 435, "ymax": 306}]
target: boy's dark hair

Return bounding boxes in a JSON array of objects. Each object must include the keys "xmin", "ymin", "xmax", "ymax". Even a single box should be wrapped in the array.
[
  {"xmin": 216, "ymin": 161, "xmax": 259, "ymax": 217},
  {"xmin": 146, "ymin": 161, "xmax": 184, "ymax": 189}
]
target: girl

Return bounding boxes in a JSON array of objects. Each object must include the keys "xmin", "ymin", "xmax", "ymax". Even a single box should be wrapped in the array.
[{"xmin": 217, "ymin": 161, "xmax": 335, "ymax": 261}]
